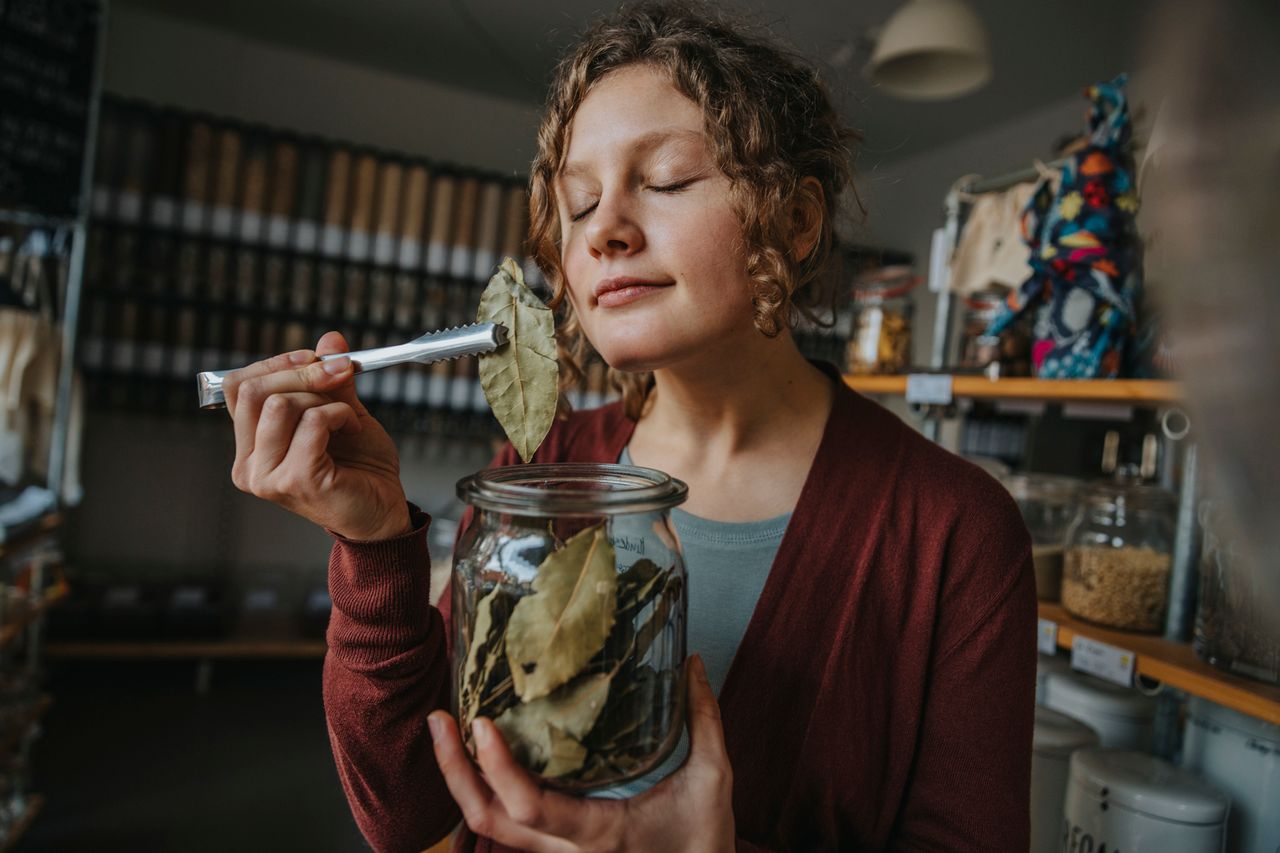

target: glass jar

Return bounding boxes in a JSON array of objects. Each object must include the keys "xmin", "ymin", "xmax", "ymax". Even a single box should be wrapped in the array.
[
  {"xmin": 1003, "ymin": 473, "xmax": 1082, "ymax": 601},
  {"xmin": 453, "ymin": 463, "xmax": 688, "ymax": 791},
  {"xmin": 957, "ymin": 290, "xmax": 1032, "ymax": 376},
  {"xmin": 1062, "ymin": 481, "xmax": 1176, "ymax": 632},
  {"xmin": 846, "ymin": 266, "xmax": 917, "ymax": 375},
  {"xmin": 1194, "ymin": 501, "xmax": 1280, "ymax": 684}
]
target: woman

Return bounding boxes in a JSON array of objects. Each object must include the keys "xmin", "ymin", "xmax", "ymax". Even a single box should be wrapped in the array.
[{"xmin": 223, "ymin": 4, "xmax": 1035, "ymax": 851}]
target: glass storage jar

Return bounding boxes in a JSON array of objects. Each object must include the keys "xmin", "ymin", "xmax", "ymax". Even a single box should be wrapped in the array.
[
  {"xmin": 957, "ymin": 290, "xmax": 1032, "ymax": 376},
  {"xmin": 453, "ymin": 463, "xmax": 689, "ymax": 791},
  {"xmin": 1194, "ymin": 501, "xmax": 1280, "ymax": 684},
  {"xmin": 1003, "ymin": 473, "xmax": 1082, "ymax": 601},
  {"xmin": 1062, "ymin": 480, "xmax": 1176, "ymax": 632},
  {"xmin": 846, "ymin": 266, "xmax": 917, "ymax": 375}
]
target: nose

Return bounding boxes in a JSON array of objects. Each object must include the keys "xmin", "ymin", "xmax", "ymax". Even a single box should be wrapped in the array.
[{"xmin": 585, "ymin": 191, "xmax": 645, "ymax": 259}]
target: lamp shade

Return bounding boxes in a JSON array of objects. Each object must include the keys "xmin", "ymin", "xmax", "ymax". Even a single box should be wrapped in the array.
[{"xmin": 867, "ymin": 0, "xmax": 992, "ymax": 100}]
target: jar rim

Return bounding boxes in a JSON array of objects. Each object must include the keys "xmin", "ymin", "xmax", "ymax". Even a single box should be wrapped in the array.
[
  {"xmin": 1003, "ymin": 472, "xmax": 1082, "ymax": 501},
  {"xmin": 457, "ymin": 463, "xmax": 689, "ymax": 516},
  {"xmin": 1082, "ymin": 480, "xmax": 1176, "ymax": 507}
]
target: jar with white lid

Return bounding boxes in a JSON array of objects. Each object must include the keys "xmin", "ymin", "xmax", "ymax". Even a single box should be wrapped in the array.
[
  {"xmin": 1181, "ymin": 696, "xmax": 1280, "ymax": 853},
  {"xmin": 1043, "ymin": 669, "xmax": 1157, "ymax": 751},
  {"xmin": 452, "ymin": 463, "xmax": 689, "ymax": 791},
  {"xmin": 1064, "ymin": 749, "xmax": 1230, "ymax": 853},
  {"xmin": 1032, "ymin": 706, "xmax": 1100, "ymax": 853},
  {"xmin": 1063, "ymin": 479, "xmax": 1176, "ymax": 632}
]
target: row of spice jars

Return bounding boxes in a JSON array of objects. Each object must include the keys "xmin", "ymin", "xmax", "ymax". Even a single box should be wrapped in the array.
[
  {"xmin": 844, "ymin": 274, "xmax": 1034, "ymax": 376},
  {"xmin": 1006, "ymin": 471, "xmax": 1279, "ymax": 685}
]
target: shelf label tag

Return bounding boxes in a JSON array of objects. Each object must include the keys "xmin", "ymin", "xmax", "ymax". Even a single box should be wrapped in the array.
[
  {"xmin": 245, "ymin": 589, "xmax": 279, "ymax": 611},
  {"xmin": 906, "ymin": 374, "xmax": 953, "ymax": 405},
  {"xmin": 1071, "ymin": 635, "xmax": 1135, "ymax": 687},
  {"xmin": 1037, "ymin": 619, "xmax": 1059, "ymax": 655}
]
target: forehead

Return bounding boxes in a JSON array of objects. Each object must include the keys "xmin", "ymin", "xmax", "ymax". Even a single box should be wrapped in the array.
[{"xmin": 560, "ymin": 65, "xmax": 708, "ymax": 171}]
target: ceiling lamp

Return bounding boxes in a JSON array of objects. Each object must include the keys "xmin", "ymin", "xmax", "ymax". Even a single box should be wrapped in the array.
[{"xmin": 866, "ymin": 0, "xmax": 993, "ymax": 101}]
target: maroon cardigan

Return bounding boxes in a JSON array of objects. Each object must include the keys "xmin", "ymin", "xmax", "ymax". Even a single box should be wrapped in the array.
[{"xmin": 322, "ymin": 379, "xmax": 1036, "ymax": 852}]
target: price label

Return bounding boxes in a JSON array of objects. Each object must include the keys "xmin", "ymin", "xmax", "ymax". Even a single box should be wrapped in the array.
[
  {"xmin": 171, "ymin": 586, "xmax": 207, "ymax": 609},
  {"xmin": 905, "ymin": 374, "xmax": 953, "ymax": 405},
  {"xmin": 1071, "ymin": 635, "xmax": 1136, "ymax": 687},
  {"xmin": 1037, "ymin": 618, "xmax": 1059, "ymax": 655}
]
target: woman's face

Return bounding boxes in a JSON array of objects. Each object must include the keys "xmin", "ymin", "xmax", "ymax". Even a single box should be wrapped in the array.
[{"xmin": 555, "ymin": 64, "xmax": 757, "ymax": 373}]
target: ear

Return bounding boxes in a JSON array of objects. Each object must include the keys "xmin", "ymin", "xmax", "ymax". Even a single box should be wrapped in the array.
[{"xmin": 788, "ymin": 176, "xmax": 826, "ymax": 263}]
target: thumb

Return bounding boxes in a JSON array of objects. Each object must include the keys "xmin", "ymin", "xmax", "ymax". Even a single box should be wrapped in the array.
[
  {"xmin": 684, "ymin": 655, "xmax": 731, "ymax": 771},
  {"xmin": 313, "ymin": 331, "xmax": 368, "ymax": 414}
]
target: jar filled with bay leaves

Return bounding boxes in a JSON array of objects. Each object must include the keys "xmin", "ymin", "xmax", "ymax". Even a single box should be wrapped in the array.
[{"xmin": 453, "ymin": 463, "xmax": 689, "ymax": 791}]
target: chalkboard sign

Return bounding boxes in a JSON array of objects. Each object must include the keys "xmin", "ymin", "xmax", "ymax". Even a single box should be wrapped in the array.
[{"xmin": 0, "ymin": 0, "xmax": 103, "ymax": 219}]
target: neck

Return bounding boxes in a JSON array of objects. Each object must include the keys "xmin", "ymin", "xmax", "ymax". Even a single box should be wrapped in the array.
[{"xmin": 640, "ymin": 330, "xmax": 833, "ymax": 457}]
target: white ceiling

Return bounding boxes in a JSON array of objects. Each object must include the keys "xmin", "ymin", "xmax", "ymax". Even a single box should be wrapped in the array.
[{"xmin": 119, "ymin": 0, "xmax": 1155, "ymax": 160}]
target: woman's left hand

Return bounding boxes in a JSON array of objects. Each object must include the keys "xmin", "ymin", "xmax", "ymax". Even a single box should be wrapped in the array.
[{"xmin": 428, "ymin": 654, "xmax": 736, "ymax": 853}]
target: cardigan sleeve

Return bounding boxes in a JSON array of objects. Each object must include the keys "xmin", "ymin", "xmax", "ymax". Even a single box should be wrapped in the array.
[
  {"xmin": 322, "ymin": 503, "xmax": 461, "ymax": 853},
  {"xmin": 894, "ymin": 492, "xmax": 1038, "ymax": 852}
]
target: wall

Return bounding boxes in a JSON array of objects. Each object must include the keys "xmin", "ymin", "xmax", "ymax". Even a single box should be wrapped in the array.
[{"xmin": 103, "ymin": 4, "xmax": 542, "ymax": 175}]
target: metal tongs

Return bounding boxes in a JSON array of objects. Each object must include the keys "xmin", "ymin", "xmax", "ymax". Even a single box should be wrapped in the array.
[{"xmin": 196, "ymin": 322, "xmax": 509, "ymax": 409}]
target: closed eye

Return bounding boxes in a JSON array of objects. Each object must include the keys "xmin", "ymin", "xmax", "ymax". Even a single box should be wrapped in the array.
[
  {"xmin": 649, "ymin": 179, "xmax": 695, "ymax": 193},
  {"xmin": 570, "ymin": 202, "xmax": 597, "ymax": 223}
]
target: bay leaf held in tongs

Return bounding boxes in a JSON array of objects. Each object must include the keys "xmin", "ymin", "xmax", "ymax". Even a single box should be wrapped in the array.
[{"xmin": 477, "ymin": 258, "xmax": 559, "ymax": 462}]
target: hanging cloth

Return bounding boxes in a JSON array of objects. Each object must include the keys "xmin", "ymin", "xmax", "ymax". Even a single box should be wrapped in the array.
[
  {"xmin": 986, "ymin": 74, "xmax": 1142, "ymax": 378},
  {"xmin": 947, "ymin": 180, "xmax": 1039, "ymax": 296}
]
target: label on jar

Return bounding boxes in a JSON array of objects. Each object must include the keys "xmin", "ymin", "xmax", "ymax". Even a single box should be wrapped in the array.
[
  {"xmin": 1063, "ymin": 820, "xmax": 1122, "ymax": 853},
  {"xmin": 1070, "ymin": 635, "xmax": 1135, "ymax": 687},
  {"xmin": 905, "ymin": 373, "xmax": 953, "ymax": 405},
  {"xmin": 1037, "ymin": 618, "xmax": 1059, "ymax": 655}
]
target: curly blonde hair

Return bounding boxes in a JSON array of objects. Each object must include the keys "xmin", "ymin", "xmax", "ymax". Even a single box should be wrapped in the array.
[{"xmin": 528, "ymin": 1, "xmax": 860, "ymax": 418}]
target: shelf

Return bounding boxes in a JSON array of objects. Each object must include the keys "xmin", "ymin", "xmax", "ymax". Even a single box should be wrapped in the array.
[
  {"xmin": 1038, "ymin": 603, "xmax": 1280, "ymax": 725},
  {"xmin": 0, "ymin": 587, "xmax": 69, "ymax": 650},
  {"xmin": 844, "ymin": 375, "xmax": 1181, "ymax": 404},
  {"xmin": 46, "ymin": 637, "xmax": 326, "ymax": 660},
  {"xmin": 0, "ymin": 513, "xmax": 63, "ymax": 562},
  {"xmin": 0, "ymin": 794, "xmax": 43, "ymax": 853}
]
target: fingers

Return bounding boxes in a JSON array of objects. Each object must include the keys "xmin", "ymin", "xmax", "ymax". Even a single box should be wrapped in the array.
[
  {"xmin": 429, "ymin": 713, "xmax": 569, "ymax": 853},
  {"xmin": 276, "ymin": 401, "xmax": 362, "ymax": 483},
  {"xmin": 222, "ymin": 349, "xmax": 316, "ymax": 417},
  {"xmin": 230, "ymin": 356, "xmax": 355, "ymax": 489},
  {"xmin": 471, "ymin": 718, "xmax": 548, "ymax": 829},
  {"xmin": 685, "ymin": 655, "xmax": 732, "ymax": 779}
]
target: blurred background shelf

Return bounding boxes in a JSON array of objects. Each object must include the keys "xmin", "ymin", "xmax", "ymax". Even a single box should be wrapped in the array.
[
  {"xmin": 1038, "ymin": 602, "xmax": 1280, "ymax": 726},
  {"xmin": 845, "ymin": 375, "xmax": 1182, "ymax": 404},
  {"xmin": 46, "ymin": 638, "xmax": 326, "ymax": 660},
  {"xmin": 0, "ymin": 587, "xmax": 70, "ymax": 651}
]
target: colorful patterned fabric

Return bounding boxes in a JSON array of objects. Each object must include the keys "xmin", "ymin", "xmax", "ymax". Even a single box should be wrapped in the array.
[{"xmin": 986, "ymin": 75, "xmax": 1142, "ymax": 378}]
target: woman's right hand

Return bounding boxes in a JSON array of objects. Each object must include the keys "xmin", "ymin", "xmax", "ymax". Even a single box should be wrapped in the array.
[{"xmin": 224, "ymin": 330, "xmax": 411, "ymax": 541}]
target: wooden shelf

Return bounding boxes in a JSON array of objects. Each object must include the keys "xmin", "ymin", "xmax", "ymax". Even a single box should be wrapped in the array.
[
  {"xmin": 46, "ymin": 637, "xmax": 326, "ymax": 660},
  {"xmin": 1039, "ymin": 602, "xmax": 1280, "ymax": 725},
  {"xmin": 0, "ymin": 586, "xmax": 69, "ymax": 650},
  {"xmin": 844, "ymin": 375, "xmax": 1181, "ymax": 404},
  {"xmin": 0, "ymin": 513, "xmax": 62, "ymax": 562},
  {"xmin": 0, "ymin": 794, "xmax": 43, "ymax": 853}
]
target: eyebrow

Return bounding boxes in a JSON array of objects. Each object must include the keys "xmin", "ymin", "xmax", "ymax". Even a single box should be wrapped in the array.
[{"xmin": 558, "ymin": 127, "xmax": 706, "ymax": 181}]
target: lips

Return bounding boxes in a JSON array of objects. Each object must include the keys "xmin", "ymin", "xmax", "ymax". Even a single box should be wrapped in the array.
[{"xmin": 593, "ymin": 276, "xmax": 672, "ymax": 308}]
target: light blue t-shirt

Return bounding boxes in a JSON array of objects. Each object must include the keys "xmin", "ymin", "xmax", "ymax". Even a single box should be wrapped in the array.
[{"xmin": 591, "ymin": 447, "xmax": 789, "ymax": 799}]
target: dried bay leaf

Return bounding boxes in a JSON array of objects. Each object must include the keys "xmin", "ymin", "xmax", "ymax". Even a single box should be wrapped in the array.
[
  {"xmin": 477, "ymin": 258, "xmax": 558, "ymax": 462},
  {"xmin": 459, "ymin": 586, "xmax": 514, "ymax": 729},
  {"xmin": 505, "ymin": 524, "xmax": 618, "ymax": 701},
  {"xmin": 494, "ymin": 674, "xmax": 610, "ymax": 778}
]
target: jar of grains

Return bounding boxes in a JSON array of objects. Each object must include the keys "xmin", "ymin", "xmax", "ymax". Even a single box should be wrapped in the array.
[
  {"xmin": 1003, "ymin": 473, "xmax": 1082, "ymax": 601},
  {"xmin": 846, "ymin": 266, "xmax": 918, "ymax": 375},
  {"xmin": 452, "ymin": 463, "xmax": 689, "ymax": 790},
  {"xmin": 1062, "ymin": 480, "xmax": 1176, "ymax": 632}
]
